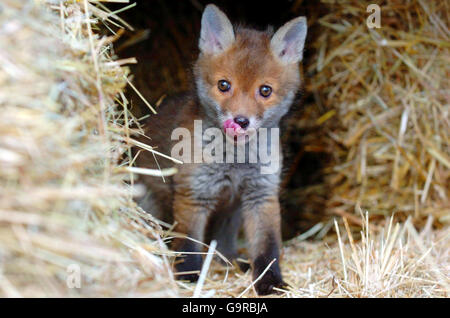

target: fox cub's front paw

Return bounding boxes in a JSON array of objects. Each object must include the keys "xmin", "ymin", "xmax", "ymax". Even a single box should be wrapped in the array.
[
  {"xmin": 254, "ymin": 269, "xmax": 285, "ymax": 295},
  {"xmin": 175, "ymin": 254, "xmax": 203, "ymax": 282},
  {"xmin": 253, "ymin": 257, "xmax": 285, "ymax": 295}
]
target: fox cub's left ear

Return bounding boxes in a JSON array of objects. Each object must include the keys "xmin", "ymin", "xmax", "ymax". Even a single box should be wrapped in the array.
[
  {"xmin": 199, "ymin": 4, "xmax": 235, "ymax": 55},
  {"xmin": 271, "ymin": 16, "xmax": 307, "ymax": 64}
]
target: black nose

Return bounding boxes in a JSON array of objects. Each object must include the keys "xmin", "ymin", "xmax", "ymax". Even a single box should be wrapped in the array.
[{"xmin": 234, "ymin": 115, "xmax": 250, "ymax": 129}]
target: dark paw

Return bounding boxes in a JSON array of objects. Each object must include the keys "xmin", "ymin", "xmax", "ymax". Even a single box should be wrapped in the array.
[
  {"xmin": 253, "ymin": 256, "xmax": 285, "ymax": 295},
  {"xmin": 175, "ymin": 254, "xmax": 202, "ymax": 282},
  {"xmin": 254, "ymin": 271, "xmax": 285, "ymax": 295}
]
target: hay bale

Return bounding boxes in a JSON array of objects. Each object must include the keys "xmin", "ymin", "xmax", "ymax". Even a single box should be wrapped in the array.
[
  {"xmin": 302, "ymin": 0, "xmax": 449, "ymax": 225},
  {"xmin": 0, "ymin": 0, "xmax": 176, "ymax": 296}
]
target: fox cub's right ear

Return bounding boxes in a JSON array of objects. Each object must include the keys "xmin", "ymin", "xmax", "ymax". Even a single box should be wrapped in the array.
[
  {"xmin": 199, "ymin": 4, "xmax": 235, "ymax": 55},
  {"xmin": 271, "ymin": 16, "xmax": 307, "ymax": 64}
]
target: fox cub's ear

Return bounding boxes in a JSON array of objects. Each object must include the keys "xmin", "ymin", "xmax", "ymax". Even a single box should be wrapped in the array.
[
  {"xmin": 271, "ymin": 16, "xmax": 307, "ymax": 64},
  {"xmin": 199, "ymin": 4, "xmax": 235, "ymax": 55}
]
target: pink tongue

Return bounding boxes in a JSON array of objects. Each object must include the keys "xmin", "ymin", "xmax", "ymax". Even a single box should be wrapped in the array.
[{"xmin": 223, "ymin": 119, "xmax": 244, "ymax": 136}]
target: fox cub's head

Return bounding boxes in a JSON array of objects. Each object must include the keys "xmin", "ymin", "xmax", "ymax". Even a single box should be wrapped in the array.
[{"xmin": 194, "ymin": 4, "xmax": 307, "ymax": 138}]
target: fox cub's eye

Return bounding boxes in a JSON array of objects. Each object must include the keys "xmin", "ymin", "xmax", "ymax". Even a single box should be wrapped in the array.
[
  {"xmin": 218, "ymin": 80, "xmax": 231, "ymax": 92},
  {"xmin": 259, "ymin": 85, "xmax": 272, "ymax": 97}
]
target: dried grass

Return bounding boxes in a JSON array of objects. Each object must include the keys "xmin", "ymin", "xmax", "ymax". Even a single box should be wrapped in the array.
[
  {"xmin": 0, "ymin": 0, "xmax": 176, "ymax": 297},
  {"xmin": 184, "ymin": 212, "xmax": 449, "ymax": 298},
  {"xmin": 304, "ymin": 0, "xmax": 449, "ymax": 224}
]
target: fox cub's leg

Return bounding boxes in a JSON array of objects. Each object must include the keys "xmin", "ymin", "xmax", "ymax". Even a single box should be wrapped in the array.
[
  {"xmin": 172, "ymin": 191, "xmax": 213, "ymax": 282},
  {"xmin": 242, "ymin": 193, "xmax": 284, "ymax": 295}
]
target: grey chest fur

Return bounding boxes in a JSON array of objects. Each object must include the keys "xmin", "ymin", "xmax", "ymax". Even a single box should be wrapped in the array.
[{"xmin": 190, "ymin": 162, "xmax": 280, "ymax": 205}]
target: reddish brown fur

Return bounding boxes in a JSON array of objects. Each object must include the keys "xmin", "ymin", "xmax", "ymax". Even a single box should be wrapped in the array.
[
  {"xmin": 194, "ymin": 27, "xmax": 300, "ymax": 118},
  {"xmin": 243, "ymin": 194, "xmax": 281, "ymax": 259}
]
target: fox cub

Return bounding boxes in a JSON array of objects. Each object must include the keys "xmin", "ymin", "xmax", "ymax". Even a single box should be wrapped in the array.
[{"xmin": 135, "ymin": 4, "xmax": 307, "ymax": 295}]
